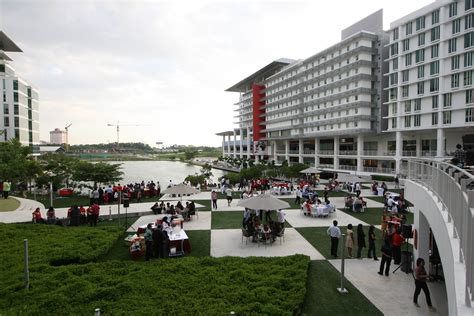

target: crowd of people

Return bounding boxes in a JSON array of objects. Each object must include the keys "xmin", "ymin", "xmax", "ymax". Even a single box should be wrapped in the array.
[
  {"xmin": 32, "ymin": 203, "xmax": 101, "ymax": 227},
  {"xmin": 149, "ymin": 201, "xmax": 196, "ymax": 221},
  {"xmin": 88, "ymin": 181, "xmax": 162, "ymax": 205}
]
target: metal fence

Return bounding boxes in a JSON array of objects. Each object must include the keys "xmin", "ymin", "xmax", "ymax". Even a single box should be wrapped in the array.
[{"xmin": 406, "ymin": 159, "xmax": 473, "ymax": 307}]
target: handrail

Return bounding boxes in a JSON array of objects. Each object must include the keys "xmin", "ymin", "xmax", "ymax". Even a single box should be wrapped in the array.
[{"xmin": 404, "ymin": 158, "xmax": 474, "ymax": 307}]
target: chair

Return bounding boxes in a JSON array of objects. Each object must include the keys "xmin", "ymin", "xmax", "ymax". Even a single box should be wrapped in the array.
[
  {"xmin": 276, "ymin": 227, "xmax": 285, "ymax": 244},
  {"xmin": 321, "ymin": 207, "xmax": 330, "ymax": 218},
  {"xmin": 241, "ymin": 228, "xmax": 251, "ymax": 245},
  {"xmin": 353, "ymin": 203, "xmax": 363, "ymax": 213}
]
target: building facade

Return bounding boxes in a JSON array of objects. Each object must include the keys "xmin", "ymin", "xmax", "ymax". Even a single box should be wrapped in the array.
[
  {"xmin": 219, "ymin": 1, "xmax": 474, "ymax": 175},
  {"xmin": 0, "ymin": 32, "xmax": 39, "ymax": 147},
  {"xmin": 49, "ymin": 128, "xmax": 66, "ymax": 145}
]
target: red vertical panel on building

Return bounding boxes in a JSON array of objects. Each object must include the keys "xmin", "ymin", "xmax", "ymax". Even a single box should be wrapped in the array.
[{"xmin": 252, "ymin": 84, "xmax": 265, "ymax": 141}]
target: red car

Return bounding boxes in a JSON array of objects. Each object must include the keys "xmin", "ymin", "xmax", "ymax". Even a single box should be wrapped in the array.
[{"xmin": 58, "ymin": 188, "xmax": 74, "ymax": 197}]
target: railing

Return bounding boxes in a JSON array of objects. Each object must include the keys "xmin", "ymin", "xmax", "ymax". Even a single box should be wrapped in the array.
[
  {"xmin": 318, "ymin": 150, "xmax": 334, "ymax": 155},
  {"xmin": 319, "ymin": 164, "xmax": 334, "ymax": 169},
  {"xmin": 339, "ymin": 165, "xmax": 357, "ymax": 171},
  {"xmin": 402, "ymin": 151, "xmax": 417, "ymax": 157},
  {"xmin": 275, "ymin": 150, "xmax": 286, "ymax": 154},
  {"xmin": 363, "ymin": 167, "xmax": 396, "ymax": 174},
  {"xmin": 339, "ymin": 150, "xmax": 357, "ymax": 155},
  {"xmin": 303, "ymin": 149, "xmax": 315, "ymax": 155},
  {"xmin": 288, "ymin": 150, "xmax": 299, "ymax": 155},
  {"xmin": 421, "ymin": 151, "xmax": 437, "ymax": 157},
  {"xmin": 362, "ymin": 150, "xmax": 379, "ymax": 156},
  {"xmin": 406, "ymin": 159, "xmax": 473, "ymax": 307}
]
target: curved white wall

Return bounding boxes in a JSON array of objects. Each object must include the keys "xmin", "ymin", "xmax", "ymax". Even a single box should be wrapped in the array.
[{"xmin": 405, "ymin": 180, "xmax": 469, "ymax": 316}]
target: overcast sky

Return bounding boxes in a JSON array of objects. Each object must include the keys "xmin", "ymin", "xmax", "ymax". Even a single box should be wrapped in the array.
[{"xmin": 1, "ymin": 0, "xmax": 433, "ymax": 147}]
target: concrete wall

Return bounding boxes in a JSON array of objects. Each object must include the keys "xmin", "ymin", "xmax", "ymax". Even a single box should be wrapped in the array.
[
  {"xmin": 341, "ymin": 9, "xmax": 383, "ymax": 40},
  {"xmin": 405, "ymin": 179, "xmax": 468, "ymax": 316}
]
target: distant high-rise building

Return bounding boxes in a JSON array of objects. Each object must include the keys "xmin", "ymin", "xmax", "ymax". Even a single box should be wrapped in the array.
[
  {"xmin": 0, "ymin": 31, "xmax": 39, "ymax": 146},
  {"xmin": 49, "ymin": 128, "xmax": 66, "ymax": 144}
]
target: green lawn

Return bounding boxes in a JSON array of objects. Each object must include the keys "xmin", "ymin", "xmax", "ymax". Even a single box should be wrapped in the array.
[
  {"xmin": 186, "ymin": 230, "xmax": 210, "ymax": 256},
  {"xmin": 339, "ymin": 207, "xmax": 413, "ymax": 226},
  {"xmin": 301, "ymin": 261, "xmax": 382, "ymax": 315},
  {"xmin": 366, "ymin": 195, "xmax": 413, "ymax": 207},
  {"xmin": 211, "ymin": 211, "xmax": 292, "ymax": 229},
  {"xmin": 0, "ymin": 197, "xmax": 20, "ymax": 212},
  {"xmin": 297, "ymin": 226, "xmax": 384, "ymax": 259},
  {"xmin": 194, "ymin": 199, "xmax": 212, "ymax": 211}
]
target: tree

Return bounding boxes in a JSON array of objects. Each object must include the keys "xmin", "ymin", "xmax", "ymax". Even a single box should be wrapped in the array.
[
  {"xmin": 184, "ymin": 150, "xmax": 198, "ymax": 161},
  {"xmin": 0, "ymin": 139, "xmax": 42, "ymax": 185},
  {"xmin": 72, "ymin": 161, "xmax": 123, "ymax": 186},
  {"xmin": 39, "ymin": 153, "xmax": 76, "ymax": 188}
]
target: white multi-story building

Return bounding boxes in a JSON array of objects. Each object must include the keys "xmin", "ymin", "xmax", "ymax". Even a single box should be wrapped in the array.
[
  {"xmin": 0, "ymin": 31, "xmax": 39, "ymax": 147},
  {"xmin": 219, "ymin": 2, "xmax": 474, "ymax": 175},
  {"xmin": 49, "ymin": 128, "xmax": 66, "ymax": 145},
  {"xmin": 385, "ymin": 0, "xmax": 474, "ymax": 170}
]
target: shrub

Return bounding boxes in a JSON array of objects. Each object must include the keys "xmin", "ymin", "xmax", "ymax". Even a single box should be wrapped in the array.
[{"xmin": 371, "ymin": 175, "xmax": 395, "ymax": 182}]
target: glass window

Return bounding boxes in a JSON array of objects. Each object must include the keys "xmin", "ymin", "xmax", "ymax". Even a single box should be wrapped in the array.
[
  {"xmin": 466, "ymin": 89, "xmax": 474, "ymax": 103},
  {"xmin": 402, "ymin": 39, "xmax": 410, "ymax": 51},
  {"xmin": 414, "ymin": 114, "xmax": 421, "ymax": 127},
  {"xmin": 406, "ymin": 22, "xmax": 413, "ymax": 35},
  {"xmin": 466, "ymin": 13, "xmax": 474, "ymax": 30},
  {"xmin": 432, "ymin": 112, "xmax": 438, "ymax": 125},
  {"xmin": 402, "ymin": 70, "xmax": 409, "ymax": 82},
  {"xmin": 418, "ymin": 33, "xmax": 425, "ymax": 46},
  {"xmin": 453, "ymin": 18, "xmax": 461, "ymax": 33},
  {"xmin": 443, "ymin": 93, "xmax": 452, "ymax": 107},
  {"xmin": 3, "ymin": 117, "xmax": 8, "ymax": 127},
  {"xmin": 448, "ymin": 38, "xmax": 457, "ymax": 53},
  {"xmin": 430, "ymin": 61, "xmax": 439, "ymax": 75},
  {"xmin": 417, "ymin": 81, "xmax": 425, "ymax": 95},
  {"xmin": 430, "ymin": 26, "xmax": 440, "ymax": 41},
  {"xmin": 431, "ymin": 44, "xmax": 439, "ymax": 58},
  {"xmin": 449, "ymin": 2, "xmax": 458, "ymax": 17},
  {"xmin": 414, "ymin": 99, "xmax": 421, "ymax": 111},
  {"xmin": 432, "ymin": 9, "xmax": 440, "ymax": 24},
  {"xmin": 390, "ymin": 43, "xmax": 399, "ymax": 56},
  {"xmin": 391, "ymin": 117, "xmax": 397, "ymax": 129},
  {"xmin": 3, "ymin": 104, "xmax": 8, "ymax": 114},
  {"xmin": 430, "ymin": 77, "xmax": 439, "ymax": 92},
  {"xmin": 405, "ymin": 53, "xmax": 412, "ymax": 66},
  {"xmin": 405, "ymin": 116, "xmax": 411, "ymax": 127},
  {"xmin": 432, "ymin": 96, "xmax": 438, "ymax": 109},
  {"xmin": 464, "ymin": 70, "xmax": 473, "ymax": 86},
  {"xmin": 464, "ymin": 31, "xmax": 474, "ymax": 48},
  {"xmin": 466, "ymin": 0, "xmax": 474, "ymax": 11},
  {"xmin": 393, "ymin": 28, "xmax": 399, "ymax": 41},
  {"xmin": 466, "ymin": 108, "xmax": 474, "ymax": 122},
  {"xmin": 452, "ymin": 55, "xmax": 460, "ymax": 70},
  {"xmin": 443, "ymin": 111, "xmax": 452, "ymax": 124},
  {"xmin": 465, "ymin": 51, "xmax": 474, "ymax": 67},
  {"xmin": 402, "ymin": 85, "xmax": 409, "ymax": 97},
  {"xmin": 415, "ymin": 49, "xmax": 425, "ymax": 63},
  {"xmin": 405, "ymin": 101, "xmax": 411, "ymax": 113},
  {"xmin": 418, "ymin": 65, "xmax": 425, "ymax": 78},
  {"xmin": 452, "ymin": 73, "xmax": 460, "ymax": 88},
  {"xmin": 416, "ymin": 16, "xmax": 426, "ymax": 31}
]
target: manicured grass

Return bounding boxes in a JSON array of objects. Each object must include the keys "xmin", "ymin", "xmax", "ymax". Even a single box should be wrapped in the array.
[
  {"xmin": 186, "ymin": 230, "xmax": 210, "ymax": 257},
  {"xmin": 339, "ymin": 207, "xmax": 414, "ymax": 226},
  {"xmin": 194, "ymin": 199, "xmax": 212, "ymax": 211},
  {"xmin": 297, "ymin": 226, "xmax": 384, "ymax": 259},
  {"xmin": 301, "ymin": 261, "xmax": 383, "ymax": 315},
  {"xmin": 211, "ymin": 211, "xmax": 292, "ymax": 229},
  {"xmin": 366, "ymin": 195, "xmax": 413, "ymax": 207},
  {"xmin": 0, "ymin": 197, "xmax": 20, "ymax": 212}
]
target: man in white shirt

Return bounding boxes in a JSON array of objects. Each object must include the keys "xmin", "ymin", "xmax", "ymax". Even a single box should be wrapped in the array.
[
  {"xmin": 277, "ymin": 209, "xmax": 286, "ymax": 229},
  {"xmin": 327, "ymin": 220, "xmax": 342, "ymax": 258},
  {"xmin": 225, "ymin": 187, "xmax": 233, "ymax": 206}
]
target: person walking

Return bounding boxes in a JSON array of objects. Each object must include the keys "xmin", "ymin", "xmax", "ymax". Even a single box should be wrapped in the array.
[
  {"xmin": 295, "ymin": 187, "xmax": 302, "ymax": 205},
  {"xmin": 367, "ymin": 225, "xmax": 378, "ymax": 260},
  {"xmin": 413, "ymin": 258, "xmax": 436, "ymax": 311},
  {"xmin": 453, "ymin": 144, "xmax": 466, "ymax": 168},
  {"xmin": 327, "ymin": 220, "xmax": 341, "ymax": 258},
  {"xmin": 356, "ymin": 224, "xmax": 366, "ymax": 259},
  {"xmin": 144, "ymin": 224, "xmax": 153, "ymax": 261},
  {"xmin": 378, "ymin": 236, "xmax": 392, "ymax": 276},
  {"xmin": 225, "ymin": 187, "xmax": 233, "ymax": 206},
  {"xmin": 211, "ymin": 190, "xmax": 218, "ymax": 209}
]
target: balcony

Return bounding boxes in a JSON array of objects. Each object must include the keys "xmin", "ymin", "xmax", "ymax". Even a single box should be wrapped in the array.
[
  {"xmin": 402, "ymin": 151, "xmax": 417, "ymax": 157},
  {"xmin": 421, "ymin": 151, "xmax": 436, "ymax": 157},
  {"xmin": 319, "ymin": 164, "xmax": 334, "ymax": 169},
  {"xmin": 363, "ymin": 167, "xmax": 396, "ymax": 174},
  {"xmin": 318, "ymin": 150, "xmax": 334, "ymax": 155},
  {"xmin": 288, "ymin": 150, "xmax": 299, "ymax": 155},
  {"xmin": 362, "ymin": 150, "xmax": 379, "ymax": 156},
  {"xmin": 339, "ymin": 150, "xmax": 357, "ymax": 156},
  {"xmin": 339, "ymin": 165, "xmax": 357, "ymax": 171},
  {"xmin": 275, "ymin": 150, "xmax": 286, "ymax": 155},
  {"xmin": 303, "ymin": 149, "xmax": 315, "ymax": 155}
]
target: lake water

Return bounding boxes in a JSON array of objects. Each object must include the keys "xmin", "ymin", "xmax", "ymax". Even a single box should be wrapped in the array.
[{"xmin": 109, "ymin": 161, "xmax": 227, "ymax": 186}]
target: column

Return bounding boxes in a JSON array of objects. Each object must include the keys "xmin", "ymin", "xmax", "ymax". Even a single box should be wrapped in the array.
[
  {"xmin": 222, "ymin": 135, "xmax": 225, "ymax": 157},
  {"xmin": 357, "ymin": 134, "xmax": 363, "ymax": 173},
  {"xmin": 314, "ymin": 137, "xmax": 319, "ymax": 168},
  {"xmin": 333, "ymin": 137, "xmax": 339, "ymax": 170},
  {"xmin": 239, "ymin": 128, "xmax": 243, "ymax": 158},
  {"xmin": 233, "ymin": 130, "xmax": 237, "ymax": 158},
  {"xmin": 414, "ymin": 211, "xmax": 430, "ymax": 272},
  {"xmin": 395, "ymin": 131, "xmax": 402, "ymax": 174},
  {"xmin": 246, "ymin": 127, "xmax": 251, "ymax": 159},
  {"xmin": 285, "ymin": 140, "xmax": 289, "ymax": 163},
  {"xmin": 298, "ymin": 139, "xmax": 304, "ymax": 163},
  {"xmin": 227, "ymin": 135, "xmax": 231, "ymax": 156},
  {"xmin": 436, "ymin": 128, "xmax": 445, "ymax": 157},
  {"xmin": 416, "ymin": 134, "xmax": 422, "ymax": 158},
  {"xmin": 273, "ymin": 141, "xmax": 277, "ymax": 163}
]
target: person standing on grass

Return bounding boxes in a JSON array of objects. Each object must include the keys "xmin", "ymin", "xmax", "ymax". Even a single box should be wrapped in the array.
[
  {"xmin": 356, "ymin": 224, "xmax": 366, "ymax": 259},
  {"xmin": 90, "ymin": 202, "xmax": 100, "ymax": 227},
  {"xmin": 413, "ymin": 258, "xmax": 436, "ymax": 311},
  {"xmin": 367, "ymin": 225, "xmax": 378, "ymax": 260},
  {"xmin": 3, "ymin": 181, "xmax": 11, "ymax": 199},
  {"xmin": 327, "ymin": 220, "xmax": 341, "ymax": 258},
  {"xmin": 346, "ymin": 224, "xmax": 354, "ymax": 258},
  {"xmin": 144, "ymin": 223, "xmax": 153, "ymax": 261},
  {"xmin": 211, "ymin": 190, "xmax": 218, "ymax": 209}
]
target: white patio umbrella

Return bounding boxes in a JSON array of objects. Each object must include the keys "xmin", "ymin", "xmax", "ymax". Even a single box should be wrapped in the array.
[
  {"xmin": 237, "ymin": 193, "xmax": 290, "ymax": 210},
  {"xmin": 336, "ymin": 173, "xmax": 366, "ymax": 183},
  {"xmin": 161, "ymin": 183, "xmax": 200, "ymax": 200},
  {"xmin": 299, "ymin": 167, "xmax": 321, "ymax": 174}
]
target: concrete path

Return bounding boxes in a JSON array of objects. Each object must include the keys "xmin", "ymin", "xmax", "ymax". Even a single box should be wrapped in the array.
[
  {"xmin": 329, "ymin": 259, "xmax": 447, "ymax": 315},
  {"xmin": 0, "ymin": 197, "xmax": 45, "ymax": 223}
]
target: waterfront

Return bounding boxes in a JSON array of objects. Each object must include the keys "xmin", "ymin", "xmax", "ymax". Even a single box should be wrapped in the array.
[{"xmin": 111, "ymin": 160, "xmax": 227, "ymax": 185}]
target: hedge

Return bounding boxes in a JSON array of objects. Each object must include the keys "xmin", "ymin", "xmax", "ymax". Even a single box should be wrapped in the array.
[
  {"xmin": 370, "ymin": 175, "xmax": 395, "ymax": 182},
  {"xmin": 0, "ymin": 223, "xmax": 310, "ymax": 315}
]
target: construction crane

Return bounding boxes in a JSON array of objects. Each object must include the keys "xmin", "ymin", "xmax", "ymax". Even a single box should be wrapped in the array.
[
  {"xmin": 65, "ymin": 123, "xmax": 72, "ymax": 151},
  {"xmin": 107, "ymin": 122, "xmax": 149, "ymax": 151}
]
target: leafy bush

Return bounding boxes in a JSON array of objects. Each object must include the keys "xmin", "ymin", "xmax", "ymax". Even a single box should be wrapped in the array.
[
  {"xmin": 0, "ymin": 223, "xmax": 310, "ymax": 314},
  {"xmin": 370, "ymin": 175, "xmax": 395, "ymax": 182}
]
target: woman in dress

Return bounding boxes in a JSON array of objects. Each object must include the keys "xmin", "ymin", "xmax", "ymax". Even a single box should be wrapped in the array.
[{"xmin": 346, "ymin": 224, "xmax": 354, "ymax": 258}]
